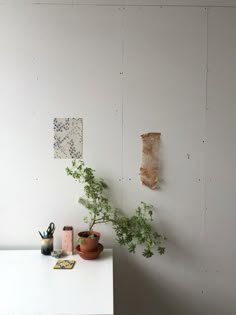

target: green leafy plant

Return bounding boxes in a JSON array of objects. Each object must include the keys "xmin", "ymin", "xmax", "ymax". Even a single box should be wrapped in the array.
[
  {"xmin": 66, "ymin": 160, "xmax": 166, "ymax": 258},
  {"xmin": 113, "ymin": 202, "xmax": 166, "ymax": 258}
]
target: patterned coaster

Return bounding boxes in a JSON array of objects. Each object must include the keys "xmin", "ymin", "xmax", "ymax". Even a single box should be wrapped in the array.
[{"xmin": 53, "ymin": 259, "xmax": 76, "ymax": 269}]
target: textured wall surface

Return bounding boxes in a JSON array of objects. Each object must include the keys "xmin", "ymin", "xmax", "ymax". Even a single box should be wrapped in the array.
[{"xmin": 0, "ymin": 2, "xmax": 236, "ymax": 315}]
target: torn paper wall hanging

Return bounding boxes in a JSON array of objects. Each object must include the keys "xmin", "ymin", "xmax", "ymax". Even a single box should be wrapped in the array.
[
  {"xmin": 54, "ymin": 118, "xmax": 83, "ymax": 159},
  {"xmin": 140, "ymin": 132, "xmax": 161, "ymax": 190}
]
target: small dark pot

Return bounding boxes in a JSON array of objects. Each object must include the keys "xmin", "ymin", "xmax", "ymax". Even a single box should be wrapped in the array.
[
  {"xmin": 41, "ymin": 237, "xmax": 53, "ymax": 255},
  {"xmin": 78, "ymin": 231, "xmax": 100, "ymax": 253}
]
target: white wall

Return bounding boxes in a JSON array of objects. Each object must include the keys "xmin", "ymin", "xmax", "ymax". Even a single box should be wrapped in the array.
[{"xmin": 0, "ymin": 1, "xmax": 236, "ymax": 315}]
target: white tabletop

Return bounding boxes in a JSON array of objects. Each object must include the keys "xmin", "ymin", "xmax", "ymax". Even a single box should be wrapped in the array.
[{"xmin": 0, "ymin": 249, "xmax": 113, "ymax": 315}]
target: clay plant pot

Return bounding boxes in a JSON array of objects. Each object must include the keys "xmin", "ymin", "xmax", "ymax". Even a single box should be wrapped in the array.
[
  {"xmin": 78, "ymin": 231, "xmax": 100, "ymax": 253},
  {"xmin": 75, "ymin": 243, "xmax": 104, "ymax": 260}
]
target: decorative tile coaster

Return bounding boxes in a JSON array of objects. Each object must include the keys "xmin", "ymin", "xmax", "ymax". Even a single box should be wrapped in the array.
[
  {"xmin": 54, "ymin": 118, "xmax": 83, "ymax": 159},
  {"xmin": 53, "ymin": 259, "xmax": 76, "ymax": 269}
]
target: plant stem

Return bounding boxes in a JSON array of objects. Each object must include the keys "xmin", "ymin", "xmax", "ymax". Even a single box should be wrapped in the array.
[
  {"xmin": 89, "ymin": 215, "xmax": 96, "ymax": 231},
  {"xmin": 94, "ymin": 219, "xmax": 113, "ymax": 225}
]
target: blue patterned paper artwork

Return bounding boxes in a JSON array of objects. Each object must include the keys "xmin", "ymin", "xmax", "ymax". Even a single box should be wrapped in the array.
[{"xmin": 54, "ymin": 118, "xmax": 83, "ymax": 159}]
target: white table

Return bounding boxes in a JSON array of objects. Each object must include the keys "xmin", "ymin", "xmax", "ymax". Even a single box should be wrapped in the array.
[{"xmin": 0, "ymin": 249, "xmax": 113, "ymax": 315}]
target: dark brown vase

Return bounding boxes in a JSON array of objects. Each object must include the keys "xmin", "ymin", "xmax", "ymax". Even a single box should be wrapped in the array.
[{"xmin": 78, "ymin": 231, "xmax": 100, "ymax": 253}]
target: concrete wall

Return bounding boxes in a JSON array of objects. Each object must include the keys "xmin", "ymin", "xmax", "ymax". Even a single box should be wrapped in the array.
[{"xmin": 0, "ymin": 1, "xmax": 236, "ymax": 314}]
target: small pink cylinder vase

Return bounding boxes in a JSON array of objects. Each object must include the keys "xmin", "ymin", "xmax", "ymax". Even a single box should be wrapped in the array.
[{"xmin": 62, "ymin": 226, "xmax": 73, "ymax": 255}]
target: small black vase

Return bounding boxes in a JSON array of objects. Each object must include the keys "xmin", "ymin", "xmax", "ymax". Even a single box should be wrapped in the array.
[{"xmin": 41, "ymin": 237, "xmax": 53, "ymax": 255}]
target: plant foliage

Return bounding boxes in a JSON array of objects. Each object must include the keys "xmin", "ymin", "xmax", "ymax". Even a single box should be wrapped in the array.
[{"xmin": 66, "ymin": 160, "xmax": 166, "ymax": 258}]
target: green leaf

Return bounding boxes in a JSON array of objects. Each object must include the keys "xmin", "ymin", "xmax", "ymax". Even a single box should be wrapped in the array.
[{"xmin": 78, "ymin": 237, "xmax": 85, "ymax": 245}]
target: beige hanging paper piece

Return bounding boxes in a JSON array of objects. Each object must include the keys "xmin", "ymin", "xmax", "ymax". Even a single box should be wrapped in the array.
[{"xmin": 140, "ymin": 132, "xmax": 161, "ymax": 190}]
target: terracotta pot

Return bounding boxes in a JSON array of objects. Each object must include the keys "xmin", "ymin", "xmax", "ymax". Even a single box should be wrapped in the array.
[
  {"xmin": 78, "ymin": 231, "xmax": 100, "ymax": 253},
  {"xmin": 75, "ymin": 243, "xmax": 104, "ymax": 260}
]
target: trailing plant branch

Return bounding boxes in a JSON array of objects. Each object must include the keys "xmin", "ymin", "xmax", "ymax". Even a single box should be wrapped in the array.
[{"xmin": 66, "ymin": 159, "xmax": 166, "ymax": 258}]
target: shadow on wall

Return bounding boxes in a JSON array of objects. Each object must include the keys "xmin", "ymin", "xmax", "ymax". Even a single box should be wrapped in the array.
[
  {"xmin": 114, "ymin": 248, "xmax": 181, "ymax": 315},
  {"xmin": 113, "ymin": 221, "xmax": 206, "ymax": 315}
]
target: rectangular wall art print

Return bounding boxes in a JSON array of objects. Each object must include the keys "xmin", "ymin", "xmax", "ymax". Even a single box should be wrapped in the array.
[{"xmin": 54, "ymin": 118, "xmax": 83, "ymax": 159}]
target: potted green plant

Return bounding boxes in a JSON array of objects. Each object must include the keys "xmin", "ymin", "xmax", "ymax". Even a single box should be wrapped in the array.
[
  {"xmin": 77, "ymin": 230, "xmax": 100, "ymax": 253},
  {"xmin": 66, "ymin": 160, "xmax": 166, "ymax": 258}
]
